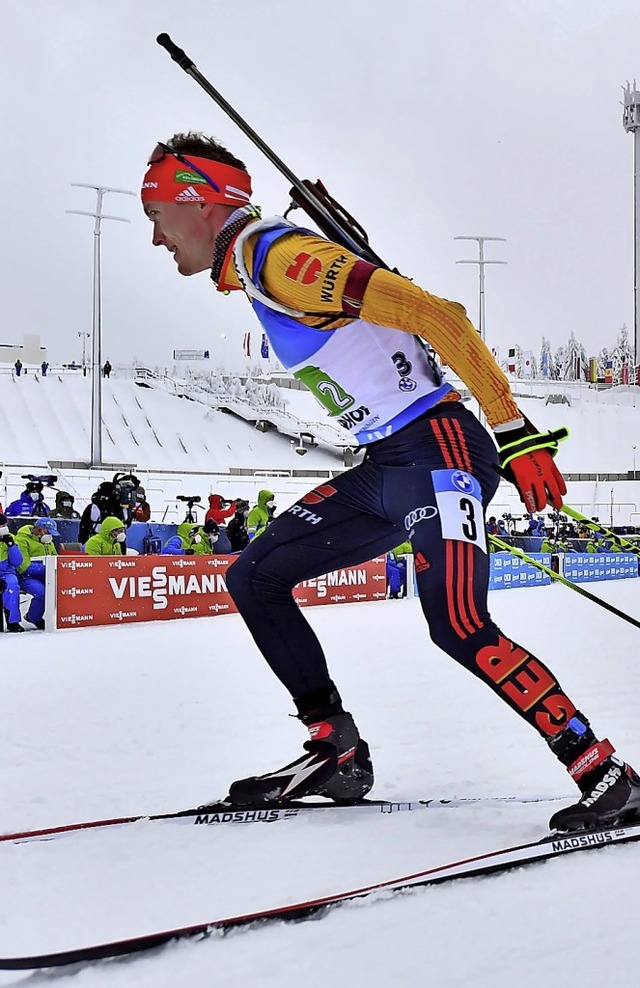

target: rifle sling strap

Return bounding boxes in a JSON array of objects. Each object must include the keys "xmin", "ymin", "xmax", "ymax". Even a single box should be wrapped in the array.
[{"xmin": 341, "ymin": 259, "xmax": 378, "ymax": 317}]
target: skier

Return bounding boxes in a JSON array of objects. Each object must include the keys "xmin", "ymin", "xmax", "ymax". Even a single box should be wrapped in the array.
[{"xmin": 141, "ymin": 133, "xmax": 640, "ymax": 831}]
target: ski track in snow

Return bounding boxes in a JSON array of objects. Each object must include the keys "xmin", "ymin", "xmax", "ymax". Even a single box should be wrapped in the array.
[{"xmin": 1, "ymin": 581, "xmax": 639, "ymax": 987}]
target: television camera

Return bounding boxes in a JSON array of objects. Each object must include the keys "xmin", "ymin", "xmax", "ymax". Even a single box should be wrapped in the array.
[
  {"xmin": 111, "ymin": 473, "xmax": 141, "ymax": 509},
  {"xmin": 21, "ymin": 473, "xmax": 58, "ymax": 491}
]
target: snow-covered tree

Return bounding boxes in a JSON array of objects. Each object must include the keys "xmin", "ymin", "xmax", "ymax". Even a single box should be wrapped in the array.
[
  {"xmin": 562, "ymin": 332, "xmax": 588, "ymax": 381},
  {"xmin": 596, "ymin": 347, "xmax": 610, "ymax": 379},
  {"xmin": 539, "ymin": 337, "xmax": 553, "ymax": 378},
  {"xmin": 552, "ymin": 345, "xmax": 565, "ymax": 381},
  {"xmin": 609, "ymin": 324, "xmax": 634, "ymax": 382}
]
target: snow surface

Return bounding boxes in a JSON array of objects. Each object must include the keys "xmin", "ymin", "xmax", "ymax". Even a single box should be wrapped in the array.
[
  {"xmin": 1, "ymin": 579, "xmax": 639, "ymax": 987},
  {"xmin": 0, "ymin": 369, "xmax": 345, "ymax": 475}
]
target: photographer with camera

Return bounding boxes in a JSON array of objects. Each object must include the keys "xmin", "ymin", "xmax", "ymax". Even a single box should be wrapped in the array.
[
  {"xmin": 205, "ymin": 494, "xmax": 237, "ymax": 527},
  {"xmin": 5, "ymin": 476, "xmax": 54, "ymax": 518},
  {"xmin": 78, "ymin": 473, "xmax": 143, "ymax": 544},
  {"xmin": 0, "ymin": 513, "xmax": 24, "ymax": 632}
]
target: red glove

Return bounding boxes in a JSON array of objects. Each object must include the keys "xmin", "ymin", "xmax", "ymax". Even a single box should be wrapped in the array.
[{"xmin": 496, "ymin": 423, "xmax": 569, "ymax": 513}]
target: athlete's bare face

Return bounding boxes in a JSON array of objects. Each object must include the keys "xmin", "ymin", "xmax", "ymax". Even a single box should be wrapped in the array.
[{"xmin": 144, "ymin": 201, "xmax": 219, "ymax": 276}]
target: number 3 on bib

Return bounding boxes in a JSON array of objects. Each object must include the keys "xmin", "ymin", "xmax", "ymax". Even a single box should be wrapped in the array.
[{"xmin": 432, "ymin": 469, "xmax": 487, "ymax": 553}]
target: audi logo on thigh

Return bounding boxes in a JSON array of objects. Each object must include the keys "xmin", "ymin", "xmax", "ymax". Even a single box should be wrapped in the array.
[{"xmin": 404, "ymin": 505, "xmax": 438, "ymax": 531}]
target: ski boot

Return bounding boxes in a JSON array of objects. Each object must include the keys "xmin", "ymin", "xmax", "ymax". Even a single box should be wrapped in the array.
[
  {"xmin": 549, "ymin": 737, "xmax": 640, "ymax": 832},
  {"xmin": 226, "ymin": 711, "xmax": 374, "ymax": 807}
]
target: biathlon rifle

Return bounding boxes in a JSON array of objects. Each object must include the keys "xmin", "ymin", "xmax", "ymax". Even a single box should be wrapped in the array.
[{"xmin": 156, "ymin": 34, "xmax": 389, "ymax": 270}]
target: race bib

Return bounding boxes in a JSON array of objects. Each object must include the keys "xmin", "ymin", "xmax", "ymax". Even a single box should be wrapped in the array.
[{"xmin": 432, "ymin": 469, "xmax": 487, "ymax": 554}]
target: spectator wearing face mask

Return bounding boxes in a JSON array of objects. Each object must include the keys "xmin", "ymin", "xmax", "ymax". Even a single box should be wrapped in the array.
[
  {"xmin": 5, "ymin": 482, "xmax": 51, "ymax": 518},
  {"xmin": 246, "ymin": 490, "xmax": 276, "ymax": 541},
  {"xmin": 162, "ymin": 522, "xmax": 215, "ymax": 555},
  {"xmin": 82, "ymin": 517, "xmax": 127, "ymax": 556},
  {"xmin": 226, "ymin": 499, "xmax": 250, "ymax": 552},
  {"xmin": 15, "ymin": 518, "xmax": 58, "ymax": 630},
  {"xmin": 50, "ymin": 491, "xmax": 81, "ymax": 520},
  {"xmin": 0, "ymin": 512, "xmax": 24, "ymax": 632},
  {"xmin": 131, "ymin": 486, "xmax": 152, "ymax": 522}
]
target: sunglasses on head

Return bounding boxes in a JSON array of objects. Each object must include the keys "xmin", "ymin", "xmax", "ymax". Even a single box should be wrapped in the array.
[{"xmin": 148, "ymin": 142, "xmax": 221, "ymax": 193}]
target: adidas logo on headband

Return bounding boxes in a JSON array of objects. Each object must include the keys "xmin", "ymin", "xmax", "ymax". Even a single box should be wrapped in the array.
[{"xmin": 175, "ymin": 186, "xmax": 206, "ymax": 203}]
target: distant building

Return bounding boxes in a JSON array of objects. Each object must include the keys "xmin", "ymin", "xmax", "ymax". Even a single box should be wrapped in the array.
[{"xmin": 0, "ymin": 333, "xmax": 47, "ymax": 365}]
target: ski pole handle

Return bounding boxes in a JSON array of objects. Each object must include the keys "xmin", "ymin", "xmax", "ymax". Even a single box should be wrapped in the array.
[{"xmin": 156, "ymin": 33, "xmax": 194, "ymax": 71}]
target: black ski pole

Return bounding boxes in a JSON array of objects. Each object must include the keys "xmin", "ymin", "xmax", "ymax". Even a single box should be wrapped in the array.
[{"xmin": 155, "ymin": 34, "xmax": 388, "ymax": 268}]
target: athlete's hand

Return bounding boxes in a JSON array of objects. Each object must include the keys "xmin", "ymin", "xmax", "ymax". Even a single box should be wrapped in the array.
[{"xmin": 496, "ymin": 422, "xmax": 569, "ymax": 513}]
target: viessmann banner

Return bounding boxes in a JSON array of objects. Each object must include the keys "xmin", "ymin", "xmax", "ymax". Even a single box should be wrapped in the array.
[{"xmin": 54, "ymin": 555, "xmax": 387, "ymax": 629}]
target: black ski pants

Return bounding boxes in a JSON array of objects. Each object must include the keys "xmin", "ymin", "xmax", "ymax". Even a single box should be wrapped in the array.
[{"xmin": 226, "ymin": 403, "xmax": 578, "ymax": 742}]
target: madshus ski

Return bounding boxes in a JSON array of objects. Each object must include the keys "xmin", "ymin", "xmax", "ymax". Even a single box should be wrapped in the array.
[
  {"xmin": 1, "ymin": 793, "xmax": 567, "ymax": 846},
  {"xmin": 2, "ymin": 819, "xmax": 639, "ymax": 971}
]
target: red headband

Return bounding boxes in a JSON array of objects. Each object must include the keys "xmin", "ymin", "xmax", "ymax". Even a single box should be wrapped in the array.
[{"xmin": 141, "ymin": 154, "xmax": 252, "ymax": 206}]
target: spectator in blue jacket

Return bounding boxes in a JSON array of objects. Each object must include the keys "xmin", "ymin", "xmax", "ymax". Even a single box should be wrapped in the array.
[
  {"xmin": 5, "ymin": 482, "xmax": 51, "ymax": 518},
  {"xmin": 496, "ymin": 518, "xmax": 509, "ymax": 537},
  {"xmin": 0, "ymin": 513, "xmax": 24, "ymax": 632}
]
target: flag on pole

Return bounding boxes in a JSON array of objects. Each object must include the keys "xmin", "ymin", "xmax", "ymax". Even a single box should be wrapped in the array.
[
  {"xmin": 521, "ymin": 351, "xmax": 533, "ymax": 377},
  {"xmin": 605, "ymin": 359, "xmax": 613, "ymax": 384},
  {"xmin": 242, "ymin": 332, "xmax": 251, "ymax": 357},
  {"xmin": 541, "ymin": 352, "xmax": 549, "ymax": 378},
  {"xmin": 261, "ymin": 333, "xmax": 269, "ymax": 359},
  {"xmin": 622, "ymin": 362, "xmax": 630, "ymax": 385},
  {"xmin": 507, "ymin": 348, "xmax": 516, "ymax": 374},
  {"xmin": 588, "ymin": 357, "xmax": 598, "ymax": 383}
]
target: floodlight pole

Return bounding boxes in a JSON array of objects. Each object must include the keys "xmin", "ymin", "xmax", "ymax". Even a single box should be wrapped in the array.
[
  {"xmin": 77, "ymin": 331, "xmax": 90, "ymax": 376},
  {"xmin": 623, "ymin": 82, "xmax": 640, "ymax": 369},
  {"xmin": 454, "ymin": 235, "xmax": 507, "ymax": 426},
  {"xmin": 67, "ymin": 184, "xmax": 135, "ymax": 466}
]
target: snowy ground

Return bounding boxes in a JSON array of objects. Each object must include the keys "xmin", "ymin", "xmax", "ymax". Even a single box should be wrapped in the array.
[{"xmin": 1, "ymin": 579, "xmax": 639, "ymax": 987}]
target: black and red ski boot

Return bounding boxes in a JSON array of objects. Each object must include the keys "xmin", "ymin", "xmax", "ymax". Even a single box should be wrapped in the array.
[
  {"xmin": 549, "ymin": 738, "xmax": 640, "ymax": 832},
  {"xmin": 226, "ymin": 712, "xmax": 374, "ymax": 807}
]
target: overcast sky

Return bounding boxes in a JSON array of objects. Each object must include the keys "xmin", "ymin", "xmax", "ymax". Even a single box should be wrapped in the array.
[{"xmin": 2, "ymin": 0, "xmax": 639, "ymax": 371}]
